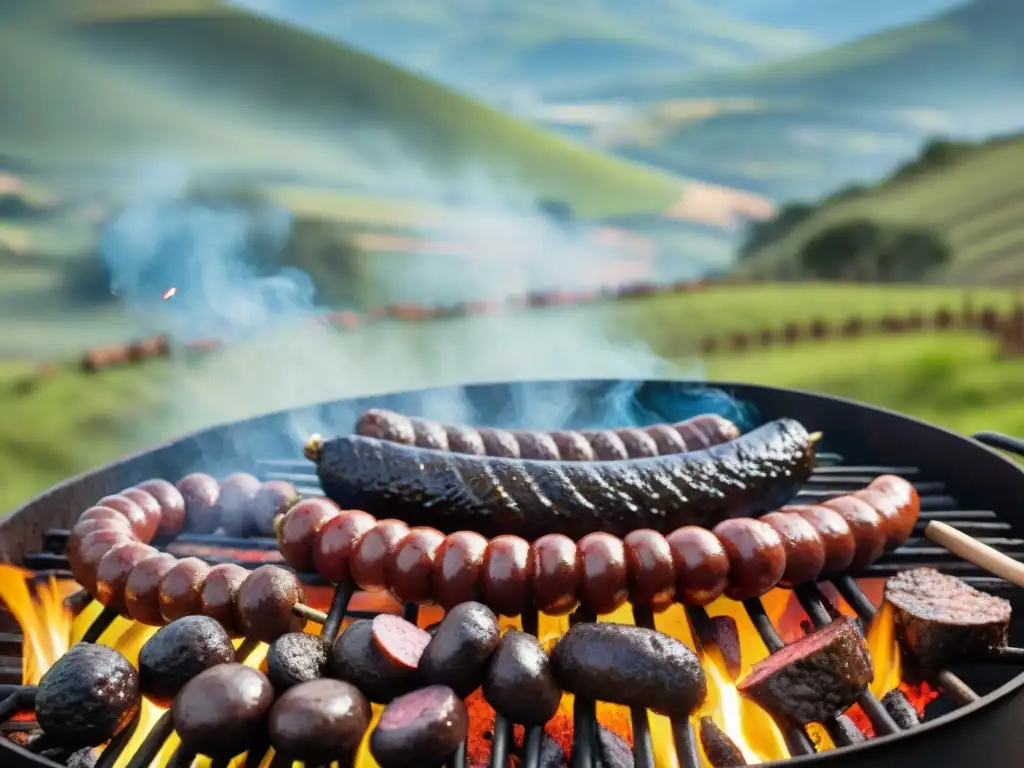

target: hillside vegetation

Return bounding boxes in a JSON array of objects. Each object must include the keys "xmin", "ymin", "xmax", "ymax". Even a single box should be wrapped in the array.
[
  {"xmin": 1, "ymin": 1, "xmax": 681, "ymax": 218},
  {"xmin": 734, "ymin": 133, "xmax": 1024, "ymax": 284}
]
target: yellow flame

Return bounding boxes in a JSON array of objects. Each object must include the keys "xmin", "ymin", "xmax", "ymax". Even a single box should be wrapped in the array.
[
  {"xmin": 866, "ymin": 603, "xmax": 901, "ymax": 698},
  {"xmin": 0, "ymin": 565, "xmax": 76, "ymax": 685}
]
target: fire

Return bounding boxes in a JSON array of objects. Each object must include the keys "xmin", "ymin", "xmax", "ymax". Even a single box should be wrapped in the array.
[
  {"xmin": 0, "ymin": 565, "xmax": 77, "ymax": 685},
  {"xmin": 2, "ymin": 570, "xmax": 941, "ymax": 767},
  {"xmin": 163, "ymin": 287, "xmax": 177, "ymax": 300}
]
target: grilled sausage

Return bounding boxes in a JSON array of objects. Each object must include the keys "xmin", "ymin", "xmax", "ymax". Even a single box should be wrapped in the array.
[
  {"xmin": 665, "ymin": 526, "xmax": 730, "ymax": 606},
  {"xmin": 314, "ymin": 509, "xmax": 377, "ymax": 584},
  {"xmin": 578, "ymin": 532, "xmax": 629, "ymax": 615},
  {"xmin": 125, "ymin": 552, "xmax": 179, "ymax": 626},
  {"xmin": 528, "ymin": 534, "xmax": 581, "ymax": 615},
  {"xmin": 431, "ymin": 531, "xmax": 488, "ymax": 609},
  {"xmin": 97, "ymin": 494, "xmax": 157, "ymax": 542},
  {"xmin": 785, "ymin": 505, "xmax": 856, "ymax": 576},
  {"xmin": 481, "ymin": 535, "xmax": 531, "ymax": 617},
  {"xmin": 119, "ymin": 489, "xmax": 164, "ymax": 542},
  {"xmin": 278, "ymin": 499, "xmax": 341, "ymax": 573},
  {"xmin": 201, "ymin": 563, "xmax": 250, "ymax": 635},
  {"xmin": 159, "ymin": 558, "xmax": 211, "ymax": 623},
  {"xmin": 819, "ymin": 495, "xmax": 887, "ymax": 572},
  {"xmin": 863, "ymin": 474, "xmax": 920, "ymax": 547},
  {"xmin": 759, "ymin": 511, "xmax": 826, "ymax": 588},
  {"xmin": 96, "ymin": 543, "xmax": 160, "ymax": 615},
  {"xmin": 135, "ymin": 479, "xmax": 187, "ymax": 535},
  {"xmin": 712, "ymin": 518, "xmax": 786, "ymax": 600},
  {"xmin": 388, "ymin": 527, "xmax": 445, "ymax": 605},
  {"xmin": 216, "ymin": 473, "xmax": 262, "ymax": 538},
  {"xmin": 72, "ymin": 529, "xmax": 137, "ymax": 593},
  {"xmin": 235, "ymin": 565, "xmax": 306, "ymax": 642},
  {"xmin": 312, "ymin": 418, "xmax": 815, "ymax": 540},
  {"xmin": 355, "ymin": 409, "xmax": 742, "ymax": 460},
  {"xmin": 623, "ymin": 529, "xmax": 676, "ymax": 611},
  {"xmin": 176, "ymin": 473, "xmax": 221, "ymax": 534},
  {"xmin": 350, "ymin": 519, "xmax": 410, "ymax": 592}
]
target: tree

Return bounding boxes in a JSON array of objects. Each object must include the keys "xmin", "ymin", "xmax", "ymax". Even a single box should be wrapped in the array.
[{"xmin": 796, "ymin": 220, "xmax": 951, "ymax": 282}]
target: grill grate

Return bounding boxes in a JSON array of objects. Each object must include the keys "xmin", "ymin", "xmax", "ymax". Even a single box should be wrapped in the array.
[{"xmin": 6, "ymin": 432, "xmax": 1024, "ymax": 767}]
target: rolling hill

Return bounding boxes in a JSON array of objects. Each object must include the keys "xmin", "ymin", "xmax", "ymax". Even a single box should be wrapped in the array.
[
  {"xmin": 735, "ymin": 132, "xmax": 1024, "ymax": 284},
  {"xmin": 557, "ymin": 0, "xmax": 1024, "ymax": 200},
  {"xmin": 230, "ymin": 0, "xmax": 815, "ymax": 104},
  {"xmin": 0, "ymin": 1, "xmax": 684, "ymax": 219}
]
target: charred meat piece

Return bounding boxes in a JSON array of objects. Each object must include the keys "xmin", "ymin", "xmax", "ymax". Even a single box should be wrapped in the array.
[
  {"xmin": 329, "ymin": 615, "xmax": 430, "ymax": 703},
  {"xmin": 882, "ymin": 689, "xmax": 920, "ymax": 730},
  {"xmin": 737, "ymin": 617, "xmax": 872, "ymax": 726},
  {"xmin": 266, "ymin": 632, "xmax": 329, "ymax": 694},
  {"xmin": 699, "ymin": 716, "xmax": 747, "ymax": 767},
  {"xmin": 551, "ymin": 622, "xmax": 706, "ymax": 719},
  {"xmin": 884, "ymin": 567, "xmax": 1011, "ymax": 670},
  {"xmin": 483, "ymin": 630, "xmax": 561, "ymax": 726},
  {"xmin": 419, "ymin": 601, "xmax": 500, "ymax": 698},
  {"xmin": 269, "ymin": 679, "xmax": 371, "ymax": 764},
  {"xmin": 311, "ymin": 418, "xmax": 814, "ymax": 540},
  {"xmin": 370, "ymin": 685, "xmax": 469, "ymax": 768},
  {"xmin": 138, "ymin": 616, "xmax": 235, "ymax": 707},
  {"xmin": 35, "ymin": 644, "xmax": 140, "ymax": 750}
]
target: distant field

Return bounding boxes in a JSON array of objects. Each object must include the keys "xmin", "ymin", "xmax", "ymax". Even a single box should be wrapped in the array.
[
  {"xmin": 2, "ymin": 282, "xmax": 1020, "ymax": 512},
  {"xmin": 735, "ymin": 135, "xmax": 1024, "ymax": 283}
]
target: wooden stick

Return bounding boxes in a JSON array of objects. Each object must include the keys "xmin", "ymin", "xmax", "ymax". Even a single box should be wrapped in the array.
[
  {"xmin": 924, "ymin": 520, "xmax": 1024, "ymax": 587},
  {"xmin": 291, "ymin": 602, "xmax": 327, "ymax": 624}
]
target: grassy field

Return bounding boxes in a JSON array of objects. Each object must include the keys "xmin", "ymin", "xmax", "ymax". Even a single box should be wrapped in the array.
[
  {"xmin": 734, "ymin": 134, "xmax": 1024, "ymax": 283},
  {"xmin": 0, "ymin": 2, "xmax": 685, "ymax": 220},
  {"xmin": 2, "ymin": 283, "xmax": 1020, "ymax": 513}
]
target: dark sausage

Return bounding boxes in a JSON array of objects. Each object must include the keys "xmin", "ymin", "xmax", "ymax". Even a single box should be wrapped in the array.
[
  {"xmin": 357, "ymin": 409, "xmax": 416, "ymax": 445},
  {"xmin": 350, "ymin": 520, "xmax": 410, "ymax": 592},
  {"xmin": 820, "ymin": 496, "xmax": 887, "ymax": 572},
  {"xmin": 444, "ymin": 426, "xmax": 487, "ymax": 456},
  {"xmin": 431, "ymin": 531, "xmax": 488, "ymax": 609},
  {"xmin": 97, "ymin": 494, "xmax": 156, "ymax": 542},
  {"xmin": 72, "ymin": 529, "xmax": 136, "ymax": 593},
  {"xmin": 665, "ymin": 527, "xmax": 730, "ymax": 605},
  {"xmin": 644, "ymin": 424, "xmax": 688, "ymax": 454},
  {"xmin": 125, "ymin": 552, "xmax": 178, "ymax": 626},
  {"xmin": 581, "ymin": 430, "xmax": 630, "ymax": 461},
  {"xmin": 865, "ymin": 474, "xmax": 920, "ymax": 546},
  {"xmin": 216, "ymin": 473, "xmax": 262, "ymax": 538},
  {"xmin": 617, "ymin": 428, "xmax": 660, "ymax": 458},
  {"xmin": 96, "ymin": 543, "xmax": 159, "ymax": 615},
  {"xmin": 550, "ymin": 431, "xmax": 597, "ymax": 461},
  {"xmin": 674, "ymin": 414, "xmax": 740, "ymax": 449},
  {"xmin": 513, "ymin": 431, "xmax": 561, "ymax": 460},
  {"xmin": 314, "ymin": 509, "xmax": 376, "ymax": 584},
  {"xmin": 478, "ymin": 428, "xmax": 521, "ymax": 458},
  {"xmin": 250, "ymin": 481, "xmax": 301, "ymax": 537},
  {"xmin": 388, "ymin": 527, "xmax": 445, "ymax": 605},
  {"xmin": 528, "ymin": 534, "xmax": 581, "ymax": 615},
  {"xmin": 623, "ymin": 529, "xmax": 676, "ymax": 611},
  {"xmin": 785, "ymin": 505, "xmax": 856, "ymax": 576},
  {"xmin": 235, "ymin": 565, "xmax": 306, "ymax": 642},
  {"xmin": 413, "ymin": 418, "xmax": 449, "ymax": 451},
  {"xmin": 159, "ymin": 558, "xmax": 211, "ymax": 623},
  {"xmin": 578, "ymin": 532, "xmax": 629, "ymax": 615},
  {"xmin": 312, "ymin": 418, "xmax": 815, "ymax": 540},
  {"xmin": 481, "ymin": 535, "xmax": 531, "ymax": 617},
  {"xmin": 176, "ymin": 473, "xmax": 221, "ymax": 534},
  {"xmin": 201, "ymin": 563, "xmax": 250, "ymax": 635},
  {"xmin": 277, "ymin": 498, "xmax": 340, "ymax": 573},
  {"xmin": 760, "ymin": 511, "xmax": 826, "ymax": 588},
  {"xmin": 712, "ymin": 518, "xmax": 786, "ymax": 601},
  {"xmin": 135, "ymin": 479, "xmax": 187, "ymax": 535},
  {"xmin": 119, "ymin": 489, "xmax": 164, "ymax": 541}
]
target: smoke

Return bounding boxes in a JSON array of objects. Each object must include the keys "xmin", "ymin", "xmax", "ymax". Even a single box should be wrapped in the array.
[{"xmin": 96, "ymin": 162, "xmax": 743, "ymax": 473}]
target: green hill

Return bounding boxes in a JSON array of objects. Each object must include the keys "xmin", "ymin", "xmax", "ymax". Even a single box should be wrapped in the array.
[
  {"xmin": 566, "ymin": 0, "xmax": 1024, "ymax": 200},
  {"xmin": 735, "ymin": 133, "xmax": 1024, "ymax": 284},
  {"xmin": 0, "ymin": 2, "xmax": 681, "ymax": 218}
]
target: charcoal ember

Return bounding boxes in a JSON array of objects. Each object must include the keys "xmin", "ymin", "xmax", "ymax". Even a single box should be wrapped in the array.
[
  {"xmin": 507, "ymin": 731, "xmax": 568, "ymax": 767},
  {"xmin": 35, "ymin": 743, "xmax": 98, "ymax": 768},
  {"xmin": 595, "ymin": 726, "xmax": 632, "ymax": 768},
  {"xmin": 699, "ymin": 716, "xmax": 747, "ymax": 767},
  {"xmin": 884, "ymin": 568, "xmax": 1011, "ymax": 670},
  {"xmin": 698, "ymin": 616, "xmax": 742, "ymax": 680},
  {"xmin": 830, "ymin": 714, "xmax": 866, "ymax": 746},
  {"xmin": 737, "ymin": 618, "xmax": 872, "ymax": 726},
  {"xmin": 882, "ymin": 689, "xmax": 920, "ymax": 729}
]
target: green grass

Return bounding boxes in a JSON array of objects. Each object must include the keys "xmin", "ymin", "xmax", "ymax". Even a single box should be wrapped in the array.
[
  {"xmin": 735, "ymin": 134, "xmax": 1024, "ymax": 283},
  {"xmin": 0, "ymin": 3, "xmax": 683, "ymax": 219},
  {"xmin": 2, "ymin": 283, "xmax": 1020, "ymax": 512}
]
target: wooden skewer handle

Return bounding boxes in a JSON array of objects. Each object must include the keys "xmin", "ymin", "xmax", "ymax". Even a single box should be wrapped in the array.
[{"xmin": 924, "ymin": 520, "xmax": 1024, "ymax": 588}]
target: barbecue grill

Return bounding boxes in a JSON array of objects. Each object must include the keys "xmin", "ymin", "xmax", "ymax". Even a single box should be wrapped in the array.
[{"xmin": 2, "ymin": 379, "xmax": 1024, "ymax": 768}]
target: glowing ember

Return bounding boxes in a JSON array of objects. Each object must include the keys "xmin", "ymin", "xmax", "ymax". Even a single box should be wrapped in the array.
[
  {"xmin": 0, "ymin": 565, "xmax": 77, "ymax": 685},
  {"xmin": 163, "ymin": 287, "xmax": 177, "ymax": 300},
  {"xmin": 0, "ymin": 573, "xmax": 944, "ymax": 767}
]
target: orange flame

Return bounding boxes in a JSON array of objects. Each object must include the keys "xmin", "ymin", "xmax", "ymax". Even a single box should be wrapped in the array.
[
  {"xmin": 2, "ymin": 571, "xmax": 943, "ymax": 767},
  {"xmin": 0, "ymin": 565, "xmax": 77, "ymax": 685}
]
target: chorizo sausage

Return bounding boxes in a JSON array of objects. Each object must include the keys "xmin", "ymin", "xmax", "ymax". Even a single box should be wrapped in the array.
[
  {"xmin": 665, "ymin": 526, "xmax": 730, "ymax": 606},
  {"xmin": 819, "ymin": 496, "xmax": 887, "ymax": 572},
  {"xmin": 784, "ymin": 505, "xmax": 856, "ymax": 576},
  {"xmin": 277, "ymin": 498, "xmax": 340, "ymax": 572},
  {"xmin": 712, "ymin": 518, "xmax": 786, "ymax": 601},
  {"xmin": 759, "ymin": 511, "xmax": 826, "ymax": 588},
  {"xmin": 528, "ymin": 534, "xmax": 581, "ymax": 615}
]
